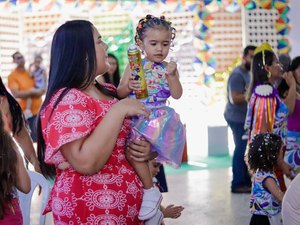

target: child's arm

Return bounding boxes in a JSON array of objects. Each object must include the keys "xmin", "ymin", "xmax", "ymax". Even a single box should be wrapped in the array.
[
  {"xmin": 165, "ymin": 61, "xmax": 182, "ymax": 99},
  {"xmin": 117, "ymin": 65, "xmax": 141, "ymax": 99},
  {"xmin": 264, "ymin": 177, "xmax": 284, "ymax": 203},
  {"xmin": 117, "ymin": 65, "xmax": 132, "ymax": 98},
  {"xmin": 13, "ymin": 141, "xmax": 31, "ymax": 194},
  {"xmin": 161, "ymin": 204, "xmax": 184, "ymax": 219}
]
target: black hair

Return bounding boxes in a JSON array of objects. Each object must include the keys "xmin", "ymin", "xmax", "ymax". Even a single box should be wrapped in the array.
[
  {"xmin": 103, "ymin": 53, "xmax": 120, "ymax": 87},
  {"xmin": 135, "ymin": 14, "xmax": 176, "ymax": 44},
  {"xmin": 248, "ymin": 133, "xmax": 282, "ymax": 173},
  {"xmin": 246, "ymin": 50, "xmax": 275, "ymax": 101},
  {"xmin": 278, "ymin": 56, "xmax": 300, "ymax": 98},
  {"xmin": 0, "ymin": 111, "xmax": 18, "ymax": 219},
  {"xmin": 37, "ymin": 20, "xmax": 103, "ymax": 179},
  {"xmin": 0, "ymin": 77, "xmax": 23, "ymax": 136},
  {"xmin": 243, "ymin": 45, "xmax": 256, "ymax": 57}
]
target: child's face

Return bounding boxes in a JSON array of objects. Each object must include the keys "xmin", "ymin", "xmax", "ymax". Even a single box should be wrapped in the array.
[
  {"xmin": 138, "ymin": 27, "xmax": 172, "ymax": 63},
  {"xmin": 149, "ymin": 160, "xmax": 161, "ymax": 177}
]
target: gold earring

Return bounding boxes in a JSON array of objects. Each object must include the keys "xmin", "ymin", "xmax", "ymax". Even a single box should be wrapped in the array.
[{"xmin": 267, "ymin": 72, "xmax": 271, "ymax": 78}]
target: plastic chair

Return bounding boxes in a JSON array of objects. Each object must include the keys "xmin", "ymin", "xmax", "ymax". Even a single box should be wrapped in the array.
[{"xmin": 17, "ymin": 170, "xmax": 51, "ymax": 225}]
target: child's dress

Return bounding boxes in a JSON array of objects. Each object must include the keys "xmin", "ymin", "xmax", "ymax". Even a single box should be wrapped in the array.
[
  {"xmin": 32, "ymin": 67, "xmax": 46, "ymax": 90},
  {"xmin": 250, "ymin": 171, "xmax": 282, "ymax": 225},
  {"xmin": 129, "ymin": 58, "xmax": 186, "ymax": 168}
]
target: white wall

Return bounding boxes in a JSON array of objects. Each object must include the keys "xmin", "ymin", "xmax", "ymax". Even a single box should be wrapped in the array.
[{"xmin": 289, "ymin": 0, "xmax": 300, "ymax": 58}]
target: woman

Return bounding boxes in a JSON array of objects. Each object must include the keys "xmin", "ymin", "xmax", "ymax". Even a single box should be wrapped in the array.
[
  {"xmin": 102, "ymin": 53, "xmax": 121, "ymax": 87},
  {"xmin": 284, "ymin": 56, "xmax": 300, "ymax": 176},
  {"xmin": 0, "ymin": 77, "xmax": 40, "ymax": 172},
  {"xmin": 37, "ymin": 20, "xmax": 154, "ymax": 224},
  {"xmin": 245, "ymin": 43, "xmax": 296, "ymax": 191}
]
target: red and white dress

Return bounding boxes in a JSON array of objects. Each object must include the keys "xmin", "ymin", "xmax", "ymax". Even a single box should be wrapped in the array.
[{"xmin": 40, "ymin": 88, "xmax": 144, "ymax": 224}]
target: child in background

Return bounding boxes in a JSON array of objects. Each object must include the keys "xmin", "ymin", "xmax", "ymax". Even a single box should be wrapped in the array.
[
  {"xmin": 0, "ymin": 111, "xmax": 30, "ymax": 224},
  {"xmin": 146, "ymin": 159, "xmax": 184, "ymax": 225},
  {"xmin": 24, "ymin": 54, "xmax": 47, "ymax": 119},
  {"xmin": 117, "ymin": 14, "xmax": 186, "ymax": 222},
  {"xmin": 248, "ymin": 133, "xmax": 284, "ymax": 225}
]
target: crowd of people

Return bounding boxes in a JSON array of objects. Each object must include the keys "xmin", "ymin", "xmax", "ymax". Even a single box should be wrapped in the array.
[{"xmin": 1, "ymin": 14, "xmax": 300, "ymax": 225}]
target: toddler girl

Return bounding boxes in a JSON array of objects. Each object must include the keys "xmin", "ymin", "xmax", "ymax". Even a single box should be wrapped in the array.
[
  {"xmin": 117, "ymin": 14, "xmax": 186, "ymax": 222},
  {"xmin": 248, "ymin": 133, "xmax": 284, "ymax": 225}
]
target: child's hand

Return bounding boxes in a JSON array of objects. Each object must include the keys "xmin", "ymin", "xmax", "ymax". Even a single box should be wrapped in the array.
[
  {"xmin": 162, "ymin": 204, "xmax": 184, "ymax": 219},
  {"xmin": 166, "ymin": 61, "xmax": 177, "ymax": 76},
  {"xmin": 128, "ymin": 78, "xmax": 141, "ymax": 91}
]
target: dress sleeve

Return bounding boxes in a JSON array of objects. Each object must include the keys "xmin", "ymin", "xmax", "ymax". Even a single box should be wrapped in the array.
[{"xmin": 41, "ymin": 89, "xmax": 103, "ymax": 164}]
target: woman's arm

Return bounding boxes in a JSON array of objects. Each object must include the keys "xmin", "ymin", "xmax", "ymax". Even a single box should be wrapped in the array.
[
  {"xmin": 14, "ymin": 124, "xmax": 41, "ymax": 173},
  {"xmin": 282, "ymin": 71, "xmax": 296, "ymax": 115},
  {"xmin": 13, "ymin": 141, "xmax": 31, "ymax": 194},
  {"xmin": 1, "ymin": 96, "xmax": 41, "ymax": 173},
  {"xmin": 60, "ymin": 98, "xmax": 149, "ymax": 175},
  {"xmin": 165, "ymin": 61, "xmax": 182, "ymax": 99}
]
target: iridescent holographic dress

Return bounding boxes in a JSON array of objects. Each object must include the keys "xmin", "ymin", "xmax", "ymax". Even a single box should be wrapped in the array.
[{"xmin": 129, "ymin": 58, "xmax": 186, "ymax": 168}]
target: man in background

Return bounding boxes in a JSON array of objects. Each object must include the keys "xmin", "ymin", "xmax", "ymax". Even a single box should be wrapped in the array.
[
  {"xmin": 224, "ymin": 45, "xmax": 256, "ymax": 193},
  {"xmin": 7, "ymin": 51, "xmax": 44, "ymax": 142}
]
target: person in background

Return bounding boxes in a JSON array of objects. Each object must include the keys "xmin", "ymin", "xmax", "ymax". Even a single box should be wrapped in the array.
[
  {"xmin": 8, "ymin": 51, "xmax": 45, "ymax": 142},
  {"xmin": 146, "ymin": 159, "xmax": 184, "ymax": 225},
  {"xmin": 102, "ymin": 53, "xmax": 120, "ymax": 87},
  {"xmin": 25, "ymin": 54, "xmax": 47, "ymax": 119},
  {"xmin": 224, "ymin": 45, "xmax": 256, "ymax": 193},
  {"xmin": 282, "ymin": 56, "xmax": 300, "ymax": 176},
  {"xmin": 37, "ymin": 20, "xmax": 155, "ymax": 224},
  {"xmin": 248, "ymin": 133, "xmax": 284, "ymax": 225},
  {"xmin": 0, "ymin": 110, "xmax": 31, "ymax": 225},
  {"xmin": 282, "ymin": 173, "xmax": 300, "ymax": 225},
  {"xmin": 0, "ymin": 77, "xmax": 40, "ymax": 172},
  {"xmin": 244, "ymin": 43, "xmax": 296, "ymax": 192}
]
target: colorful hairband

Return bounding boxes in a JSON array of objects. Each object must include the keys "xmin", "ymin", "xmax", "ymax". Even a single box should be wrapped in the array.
[{"xmin": 254, "ymin": 43, "xmax": 274, "ymax": 66}]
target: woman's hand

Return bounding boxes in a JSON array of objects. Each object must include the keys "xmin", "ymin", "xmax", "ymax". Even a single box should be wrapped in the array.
[
  {"xmin": 283, "ymin": 71, "xmax": 296, "ymax": 88},
  {"xmin": 117, "ymin": 98, "xmax": 150, "ymax": 118},
  {"xmin": 127, "ymin": 139, "xmax": 157, "ymax": 162},
  {"xmin": 278, "ymin": 158, "xmax": 295, "ymax": 180}
]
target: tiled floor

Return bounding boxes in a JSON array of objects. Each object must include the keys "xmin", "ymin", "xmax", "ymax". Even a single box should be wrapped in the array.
[{"xmin": 30, "ymin": 167, "xmax": 254, "ymax": 225}]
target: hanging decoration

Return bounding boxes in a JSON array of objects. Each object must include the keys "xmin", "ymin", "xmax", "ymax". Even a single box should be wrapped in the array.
[{"xmin": 0, "ymin": 0, "xmax": 291, "ymax": 86}]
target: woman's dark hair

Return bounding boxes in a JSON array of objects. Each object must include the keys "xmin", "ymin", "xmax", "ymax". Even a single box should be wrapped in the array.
[
  {"xmin": 0, "ymin": 111, "xmax": 18, "ymax": 219},
  {"xmin": 246, "ymin": 50, "xmax": 275, "ymax": 101},
  {"xmin": 37, "ymin": 20, "xmax": 102, "ymax": 178},
  {"xmin": 103, "ymin": 53, "xmax": 120, "ymax": 87},
  {"xmin": 278, "ymin": 56, "xmax": 300, "ymax": 98},
  {"xmin": 0, "ymin": 77, "xmax": 23, "ymax": 136},
  {"xmin": 248, "ymin": 133, "xmax": 282, "ymax": 173}
]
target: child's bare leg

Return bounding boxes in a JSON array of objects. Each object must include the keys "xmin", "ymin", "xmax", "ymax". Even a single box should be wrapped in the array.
[
  {"xmin": 125, "ymin": 150, "xmax": 153, "ymax": 188},
  {"xmin": 125, "ymin": 150, "xmax": 162, "ymax": 220}
]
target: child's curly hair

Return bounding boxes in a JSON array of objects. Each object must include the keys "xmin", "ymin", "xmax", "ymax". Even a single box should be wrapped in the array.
[
  {"xmin": 135, "ymin": 14, "xmax": 176, "ymax": 44},
  {"xmin": 248, "ymin": 133, "xmax": 282, "ymax": 173}
]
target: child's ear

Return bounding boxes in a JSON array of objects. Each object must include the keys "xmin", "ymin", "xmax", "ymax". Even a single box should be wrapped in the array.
[{"xmin": 137, "ymin": 39, "xmax": 144, "ymax": 51}]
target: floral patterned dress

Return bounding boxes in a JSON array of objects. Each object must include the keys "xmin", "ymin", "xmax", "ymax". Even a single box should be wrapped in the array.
[{"xmin": 40, "ymin": 88, "xmax": 143, "ymax": 225}]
